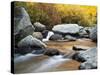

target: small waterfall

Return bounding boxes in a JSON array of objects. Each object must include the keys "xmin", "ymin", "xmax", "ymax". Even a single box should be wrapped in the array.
[
  {"xmin": 33, "ymin": 55, "xmax": 70, "ymax": 72},
  {"xmin": 42, "ymin": 31, "xmax": 54, "ymax": 42}
]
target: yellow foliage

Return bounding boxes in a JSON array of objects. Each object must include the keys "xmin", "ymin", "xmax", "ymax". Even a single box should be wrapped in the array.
[{"xmin": 14, "ymin": 1, "xmax": 97, "ymax": 28}]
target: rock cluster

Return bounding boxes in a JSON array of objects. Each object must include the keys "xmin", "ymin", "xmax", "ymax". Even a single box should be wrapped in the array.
[
  {"xmin": 14, "ymin": 7, "xmax": 97, "ymax": 70},
  {"xmin": 14, "ymin": 7, "xmax": 47, "ymax": 55}
]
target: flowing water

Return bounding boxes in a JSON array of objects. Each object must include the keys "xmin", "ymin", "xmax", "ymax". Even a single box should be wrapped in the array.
[
  {"xmin": 14, "ymin": 38, "xmax": 96, "ymax": 74},
  {"xmin": 42, "ymin": 31, "xmax": 54, "ymax": 42}
]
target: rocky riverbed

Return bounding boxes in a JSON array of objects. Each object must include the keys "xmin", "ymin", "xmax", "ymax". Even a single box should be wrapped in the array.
[
  {"xmin": 13, "ymin": 7, "xmax": 97, "ymax": 74},
  {"xmin": 14, "ymin": 38, "xmax": 96, "ymax": 73}
]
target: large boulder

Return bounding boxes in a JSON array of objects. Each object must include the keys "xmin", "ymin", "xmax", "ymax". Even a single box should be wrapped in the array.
[
  {"xmin": 90, "ymin": 26, "xmax": 97, "ymax": 42},
  {"xmin": 32, "ymin": 32, "xmax": 43, "ymax": 40},
  {"xmin": 14, "ymin": 7, "xmax": 35, "ymax": 43},
  {"xmin": 18, "ymin": 35, "xmax": 47, "ymax": 48},
  {"xmin": 49, "ymin": 34, "xmax": 63, "ymax": 41},
  {"xmin": 79, "ymin": 58, "xmax": 97, "ymax": 69},
  {"xmin": 72, "ymin": 47, "xmax": 97, "ymax": 62},
  {"xmin": 52, "ymin": 24, "xmax": 83, "ymax": 34},
  {"xmin": 34, "ymin": 22, "xmax": 46, "ymax": 32},
  {"xmin": 78, "ymin": 47, "xmax": 97, "ymax": 69},
  {"xmin": 15, "ymin": 25, "xmax": 35, "ymax": 44}
]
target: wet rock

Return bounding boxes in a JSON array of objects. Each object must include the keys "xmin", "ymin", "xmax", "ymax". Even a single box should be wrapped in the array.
[
  {"xmin": 77, "ymin": 27, "xmax": 93, "ymax": 38},
  {"xmin": 52, "ymin": 24, "xmax": 83, "ymax": 34},
  {"xmin": 18, "ymin": 35, "xmax": 47, "ymax": 48},
  {"xmin": 34, "ymin": 22, "xmax": 46, "ymax": 32},
  {"xmin": 72, "ymin": 53, "xmax": 86, "ymax": 62},
  {"xmin": 14, "ymin": 47, "xmax": 34, "ymax": 55},
  {"xmin": 32, "ymin": 32, "xmax": 43, "ymax": 40},
  {"xmin": 90, "ymin": 26, "xmax": 97, "ymax": 42},
  {"xmin": 49, "ymin": 34, "xmax": 63, "ymax": 41},
  {"xmin": 15, "ymin": 47, "xmax": 45, "ymax": 55},
  {"xmin": 14, "ymin": 7, "xmax": 35, "ymax": 43},
  {"xmin": 72, "ymin": 47, "xmax": 97, "ymax": 63},
  {"xmin": 44, "ymin": 48, "xmax": 61, "ymax": 56},
  {"xmin": 79, "ymin": 28, "xmax": 89, "ymax": 38},
  {"xmin": 73, "ymin": 45, "xmax": 89, "ymax": 51},
  {"xmin": 42, "ymin": 30, "xmax": 49, "ymax": 38},
  {"xmin": 79, "ymin": 58, "xmax": 97, "ymax": 69},
  {"xmin": 79, "ymin": 28, "xmax": 87, "ymax": 34},
  {"xmin": 79, "ymin": 34, "xmax": 89, "ymax": 38},
  {"xmin": 84, "ymin": 27, "xmax": 93, "ymax": 34},
  {"xmin": 64, "ymin": 35, "xmax": 76, "ymax": 41}
]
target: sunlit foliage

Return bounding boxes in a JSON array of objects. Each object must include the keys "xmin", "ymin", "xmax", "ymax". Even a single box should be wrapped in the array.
[{"xmin": 14, "ymin": 1, "xmax": 97, "ymax": 29}]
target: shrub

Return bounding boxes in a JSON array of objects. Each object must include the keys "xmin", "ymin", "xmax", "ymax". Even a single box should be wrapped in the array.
[
  {"xmin": 14, "ymin": 2, "xmax": 97, "ymax": 29},
  {"xmin": 55, "ymin": 5, "xmax": 97, "ymax": 27}
]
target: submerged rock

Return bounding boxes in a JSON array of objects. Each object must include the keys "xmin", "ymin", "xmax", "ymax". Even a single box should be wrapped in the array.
[
  {"xmin": 72, "ymin": 45, "xmax": 89, "ymax": 51},
  {"xmin": 44, "ymin": 48, "xmax": 62, "ymax": 56},
  {"xmin": 18, "ymin": 35, "xmax": 47, "ymax": 48}
]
